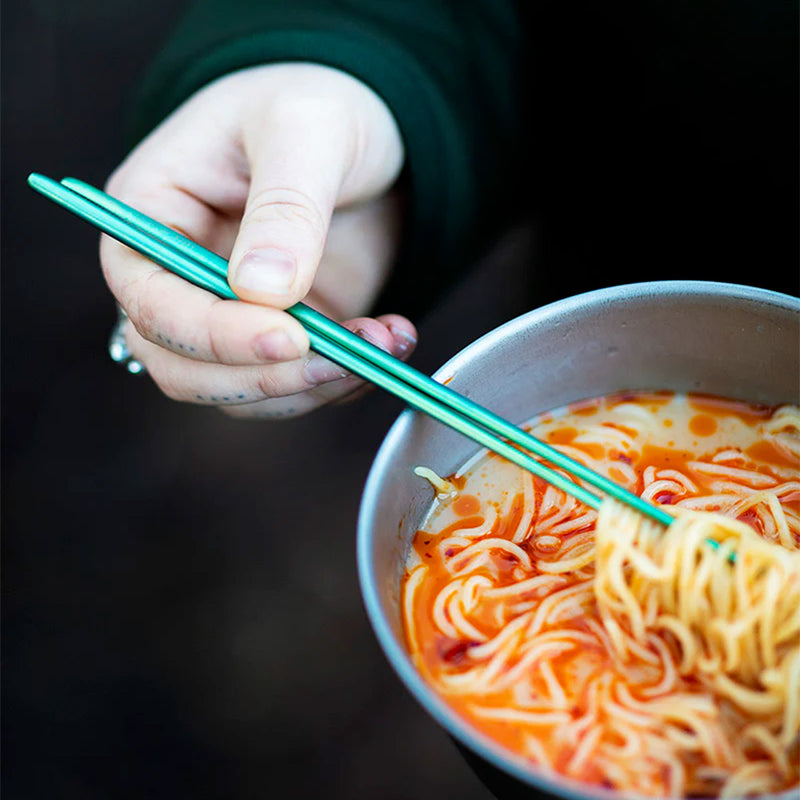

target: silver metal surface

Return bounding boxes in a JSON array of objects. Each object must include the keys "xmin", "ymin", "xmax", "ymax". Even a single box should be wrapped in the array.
[{"xmin": 357, "ymin": 281, "xmax": 800, "ymax": 800}]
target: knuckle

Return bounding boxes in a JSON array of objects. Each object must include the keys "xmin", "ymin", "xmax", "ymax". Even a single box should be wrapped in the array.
[
  {"xmin": 206, "ymin": 328, "xmax": 223, "ymax": 363},
  {"xmin": 254, "ymin": 369, "xmax": 284, "ymax": 399},
  {"xmin": 128, "ymin": 272, "xmax": 161, "ymax": 340},
  {"xmin": 206, "ymin": 299, "xmax": 248, "ymax": 364},
  {"xmin": 244, "ymin": 186, "xmax": 327, "ymax": 239},
  {"xmin": 98, "ymin": 230, "xmax": 135, "ymax": 294},
  {"xmin": 205, "ymin": 305, "xmax": 226, "ymax": 363}
]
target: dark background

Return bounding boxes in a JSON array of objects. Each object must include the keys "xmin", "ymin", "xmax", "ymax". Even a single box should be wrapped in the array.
[
  {"xmin": 2, "ymin": 3, "xmax": 798, "ymax": 800},
  {"xmin": 2, "ymin": 3, "xmax": 531, "ymax": 798}
]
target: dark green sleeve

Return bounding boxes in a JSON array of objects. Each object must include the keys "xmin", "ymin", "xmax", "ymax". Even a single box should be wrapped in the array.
[{"xmin": 129, "ymin": 0, "xmax": 524, "ymax": 315}]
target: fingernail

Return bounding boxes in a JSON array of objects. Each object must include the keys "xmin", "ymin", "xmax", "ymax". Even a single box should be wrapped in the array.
[
  {"xmin": 303, "ymin": 354, "xmax": 348, "ymax": 385},
  {"xmin": 253, "ymin": 329, "xmax": 302, "ymax": 362},
  {"xmin": 235, "ymin": 248, "xmax": 296, "ymax": 294},
  {"xmin": 390, "ymin": 326, "xmax": 417, "ymax": 357}
]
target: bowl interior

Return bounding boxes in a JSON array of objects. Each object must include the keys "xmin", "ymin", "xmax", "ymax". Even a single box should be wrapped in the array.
[{"xmin": 357, "ymin": 281, "xmax": 800, "ymax": 799}]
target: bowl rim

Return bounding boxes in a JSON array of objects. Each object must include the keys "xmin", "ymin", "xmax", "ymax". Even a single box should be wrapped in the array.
[{"xmin": 357, "ymin": 280, "xmax": 800, "ymax": 800}]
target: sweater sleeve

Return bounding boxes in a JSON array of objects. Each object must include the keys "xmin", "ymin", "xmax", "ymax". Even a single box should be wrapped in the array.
[{"xmin": 128, "ymin": 0, "xmax": 524, "ymax": 315}]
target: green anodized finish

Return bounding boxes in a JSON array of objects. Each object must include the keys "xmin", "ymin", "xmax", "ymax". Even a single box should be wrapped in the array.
[{"xmin": 29, "ymin": 171, "xmax": 680, "ymax": 527}]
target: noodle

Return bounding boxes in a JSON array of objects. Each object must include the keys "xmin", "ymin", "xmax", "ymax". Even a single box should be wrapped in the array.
[
  {"xmin": 594, "ymin": 500, "xmax": 800, "ymax": 743},
  {"xmin": 402, "ymin": 392, "xmax": 800, "ymax": 797}
]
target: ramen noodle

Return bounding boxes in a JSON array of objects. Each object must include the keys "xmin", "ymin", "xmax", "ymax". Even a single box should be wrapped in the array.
[{"xmin": 402, "ymin": 392, "xmax": 800, "ymax": 797}]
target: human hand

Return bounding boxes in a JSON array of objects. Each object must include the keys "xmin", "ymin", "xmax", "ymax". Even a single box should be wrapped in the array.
[{"xmin": 102, "ymin": 63, "xmax": 415, "ymax": 418}]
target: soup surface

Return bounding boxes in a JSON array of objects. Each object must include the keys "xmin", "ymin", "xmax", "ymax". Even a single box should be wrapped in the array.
[{"xmin": 402, "ymin": 392, "xmax": 800, "ymax": 797}]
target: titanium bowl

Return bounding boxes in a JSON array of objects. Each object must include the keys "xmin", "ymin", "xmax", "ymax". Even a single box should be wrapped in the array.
[{"xmin": 357, "ymin": 281, "xmax": 800, "ymax": 800}]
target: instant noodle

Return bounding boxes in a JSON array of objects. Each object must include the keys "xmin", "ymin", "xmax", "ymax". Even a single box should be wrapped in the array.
[{"xmin": 403, "ymin": 392, "xmax": 800, "ymax": 798}]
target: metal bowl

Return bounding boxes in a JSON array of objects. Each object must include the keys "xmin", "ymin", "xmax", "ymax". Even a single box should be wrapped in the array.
[{"xmin": 357, "ymin": 281, "xmax": 800, "ymax": 800}]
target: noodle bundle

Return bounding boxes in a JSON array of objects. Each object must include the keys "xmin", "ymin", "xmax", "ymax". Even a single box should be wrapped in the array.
[
  {"xmin": 402, "ymin": 392, "xmax": 800, "ymax": 798},
  {"xmin": 594, "ymin": 501, "xmax": 800, "ymax": 750}
]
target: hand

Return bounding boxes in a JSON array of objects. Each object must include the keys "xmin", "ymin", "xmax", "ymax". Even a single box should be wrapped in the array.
[{"xmin": 101, "ymin": 63, "xmax": 416, "ymax": 418}]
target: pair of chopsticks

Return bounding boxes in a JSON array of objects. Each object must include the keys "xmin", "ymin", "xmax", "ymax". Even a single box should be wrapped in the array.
[{"xmin": 28, "ymin": 173, "xmax": 674, "ymax": 528}]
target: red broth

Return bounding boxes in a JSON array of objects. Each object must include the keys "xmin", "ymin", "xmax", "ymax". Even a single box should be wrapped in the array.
[{"xmin": 402, "ymin": 392, "xmax": 800, "ymax": 797}]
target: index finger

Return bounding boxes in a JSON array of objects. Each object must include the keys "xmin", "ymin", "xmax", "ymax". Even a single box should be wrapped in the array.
[{"xmin": 100, "ymin": 142, "xmax": 315, "ymax": 366}]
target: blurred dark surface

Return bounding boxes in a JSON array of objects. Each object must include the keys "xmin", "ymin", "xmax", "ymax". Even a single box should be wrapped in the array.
[
  {"xmin": 2, "ymin": 4, "xmax": 527, "ymax": 798},
  {"xmin": 2, "ymin": 3, "xmax": 798, "ymax": 800}
]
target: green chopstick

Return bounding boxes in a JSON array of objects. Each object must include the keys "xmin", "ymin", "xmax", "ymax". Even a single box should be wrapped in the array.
[{"xmin": 28, "ymin": 172, "xmax": 675, "ymax": 525}]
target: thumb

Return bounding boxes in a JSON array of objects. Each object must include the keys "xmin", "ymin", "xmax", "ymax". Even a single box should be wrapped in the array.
[{"xmin": 227, "ymin": 114, "xmax": 349, "ymax": 308}]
